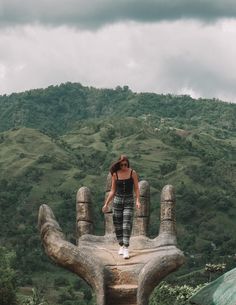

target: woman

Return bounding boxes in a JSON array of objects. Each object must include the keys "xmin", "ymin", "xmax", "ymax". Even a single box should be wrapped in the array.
[{"xmin": 102, "ymin": 155, "xmax": 141, "ymax": 259}]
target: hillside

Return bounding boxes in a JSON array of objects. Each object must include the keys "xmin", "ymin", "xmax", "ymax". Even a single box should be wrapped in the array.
[
  {"xmin": 0, "ymin": 82, "xmax": 236, "ymax": 304},
  {"xmin": 0, "ymin": 82, "xmax": 235, "ymax": 135}
]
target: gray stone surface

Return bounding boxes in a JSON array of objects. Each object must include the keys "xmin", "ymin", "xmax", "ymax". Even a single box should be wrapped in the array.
[
  {"xmin": 38, "ymin": 179, "xmax": 185, "ymax": 305},
  {"xmin": 76, "ymin": 187, "xmax": 93, "ymax": 240}
]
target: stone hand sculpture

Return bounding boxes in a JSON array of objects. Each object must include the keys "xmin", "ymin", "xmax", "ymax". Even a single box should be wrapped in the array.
[{"xmin": 38, "ymin": 175, "xmax": 185, "ymax": 305}]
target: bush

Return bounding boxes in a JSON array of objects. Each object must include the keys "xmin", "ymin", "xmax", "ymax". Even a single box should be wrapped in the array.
[
  {"xmin": 159, "ymin": 161, "xmax": 177, "ymax": 175},
  {"xmin": 73, "ymin": 171, "xmax": 86, "ymax": 180},
  {"xmin": 52, "ymin": 160, "xmax": 71, "ymax": 170},
  {"xmin": 20, "ymin": 288, "xmax": 48, "ymax": 305},
  {"xmin": 0, "ymin": 247, "xmax": 18, "ymax": 305},
  {"xmin": 150, "ymin": 282, "xmax": 205, "ymax": 305},
  {"xmin": 37, "ymin": 155, "xmax": 54, "ymax": 163},
  {"xmin": 54, "ymin": 276, "xmax": 70, "ymax": 287}
]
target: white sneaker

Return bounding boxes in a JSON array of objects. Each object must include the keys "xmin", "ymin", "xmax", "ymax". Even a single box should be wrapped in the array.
[
  {"xmin": 118, "ymin": 246, "xmax": 124, "ymax": 255},
  {"xmin": 123, "ymin": 247, "xmax": 129, "ymax": 259}
]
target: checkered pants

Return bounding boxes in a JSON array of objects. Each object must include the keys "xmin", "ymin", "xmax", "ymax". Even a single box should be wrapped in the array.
[{"xmin": 113, "ymin": 194, "xmax": 134, "ymax": 247}]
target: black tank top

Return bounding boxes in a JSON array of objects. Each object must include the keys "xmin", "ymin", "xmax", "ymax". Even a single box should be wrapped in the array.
[{"xmin": 115, "ymin": 170, "xmax": 134, "ymax": 195}]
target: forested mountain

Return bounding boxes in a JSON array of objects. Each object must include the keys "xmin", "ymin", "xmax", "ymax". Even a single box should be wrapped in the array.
[{"xmin": 0, "ymin": 82, "xmax": 236, "ymax": 305}]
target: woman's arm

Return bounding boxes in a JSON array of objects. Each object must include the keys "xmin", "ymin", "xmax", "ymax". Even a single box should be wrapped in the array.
[
  {"xmin": 132, "ymin": 170, "xmax": 141, "ymax": 209},
  {"xmin": 102, "ymin": 173, "xmax": 116, "ymax": 213}
]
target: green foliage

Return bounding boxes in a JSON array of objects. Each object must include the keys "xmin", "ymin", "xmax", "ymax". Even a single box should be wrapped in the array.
[
  {"xmin": 159, "ymin": 161, "xmax": 177, "ymax": 175},
  {"xmin": 150, "ymin": 282, "xmax": 205, "ymax": 305},
  {"xmin": 20, "ymin": 288, "xmax": 48, "ymax": 305},
  {"xmin": 0, "ymin": 83, "xmax": 235, "ymax": 135},
  {"xmin": 205, "ymin": 263, "xmax": 226, "ymax": 282},
  {"xmin": 0, "ymin": 247, "xmax": 18, "ymax": 305},
  {"xmin": 54, "ymin": 276, "xmax": 70, "ymax": 287},
  {"xmin": 58, "ymin": 286, "xmax": 86, "ymax": 305}
]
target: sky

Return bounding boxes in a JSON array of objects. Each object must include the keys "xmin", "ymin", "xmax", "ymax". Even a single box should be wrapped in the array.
[{"xmin": 0, "ymin": 1, "xmax": 236, "ymax": 102}]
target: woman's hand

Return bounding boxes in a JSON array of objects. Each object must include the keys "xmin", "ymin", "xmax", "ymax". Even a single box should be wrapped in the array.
[
  {"xmin": 136, "ymin": 201, "xmax": 141, "ymax": 209},
  {"xmin": 102, "ymin": 204, "xmax": 109, "ymax": 213}
]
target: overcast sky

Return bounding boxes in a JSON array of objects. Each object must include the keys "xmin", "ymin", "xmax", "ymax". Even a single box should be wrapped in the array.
[{"xmin": 0, "ymin": 1, "xmax": 236, "ymax": 102}]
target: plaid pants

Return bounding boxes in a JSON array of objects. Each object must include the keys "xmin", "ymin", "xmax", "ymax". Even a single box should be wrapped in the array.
[{"xmin": 113, "ymin": 194, "xmax": 134, "ymax": 247}]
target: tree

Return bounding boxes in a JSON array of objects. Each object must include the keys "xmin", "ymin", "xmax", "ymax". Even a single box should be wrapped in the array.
[
  {"xmin": 0, "ymin": 247, "xmax": 18, "ymax": 305},
  {"xmin": 205, "ymin": 263, "xmax": 226, "ymax": 282}
]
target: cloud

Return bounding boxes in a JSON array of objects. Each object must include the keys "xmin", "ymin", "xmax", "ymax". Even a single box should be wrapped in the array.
[
  {"xmin": 1, "ymin": 0, "xmax": 236, "ymax": 29},
  {"xmin": 0, "ymin": 20, "xmax": 236, "ymax": 102}
]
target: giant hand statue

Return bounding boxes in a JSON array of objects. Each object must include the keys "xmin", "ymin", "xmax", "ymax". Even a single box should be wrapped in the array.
[{"xmin": 38, "ymin": 175, "xmax": 185, "ymax": 305}]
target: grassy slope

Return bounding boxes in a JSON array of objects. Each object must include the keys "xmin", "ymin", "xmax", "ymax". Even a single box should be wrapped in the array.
[
  {"xmin": 0, "ymin": 83, "xmax": 236, "ymax": 304},
  {"xmin": 1, "ymin": 117, "xmax": 235, "ymax": 247}
]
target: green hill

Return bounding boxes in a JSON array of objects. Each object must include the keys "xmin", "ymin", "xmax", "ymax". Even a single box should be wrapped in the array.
[{"xmin": 0, "ymin": 82, "xmax": 236, "ymax": 304}]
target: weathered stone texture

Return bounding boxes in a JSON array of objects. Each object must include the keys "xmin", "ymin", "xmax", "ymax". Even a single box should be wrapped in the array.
[
  {"xmin": 38, "ymin": 180, "xmax": 185, "ymax": 305},
  {"xmin": 76, "ymin": 187, "xmax": 93, "ymax": 239}
]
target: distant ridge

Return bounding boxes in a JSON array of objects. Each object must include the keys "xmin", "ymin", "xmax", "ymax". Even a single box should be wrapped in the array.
[{"xmin": 0, "ymin": 82, "xmax": 235, "ymax": 135}]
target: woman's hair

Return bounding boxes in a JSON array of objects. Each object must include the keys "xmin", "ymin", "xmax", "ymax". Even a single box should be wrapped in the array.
[{"xmin": 110, "ymin": 155, "xmax": 130, "ymax": 175}]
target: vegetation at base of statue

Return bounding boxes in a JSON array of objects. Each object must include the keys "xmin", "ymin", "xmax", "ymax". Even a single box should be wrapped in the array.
[
  {"xmin": 0, "ymin": 82, "xmax": 236, "ymax": 304},
  {"xmin": 150, "ymin": 282, "xmax": 207, "ymax": 305}
]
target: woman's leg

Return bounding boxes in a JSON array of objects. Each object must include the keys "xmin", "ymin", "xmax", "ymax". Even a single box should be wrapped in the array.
[
  {"xmin": 113, "ymin": 197, "xmax": 124, "ymax": 246},
  {"xmin": 123, "ymin": 199, "xmax": 134, "ymax": 247}
]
